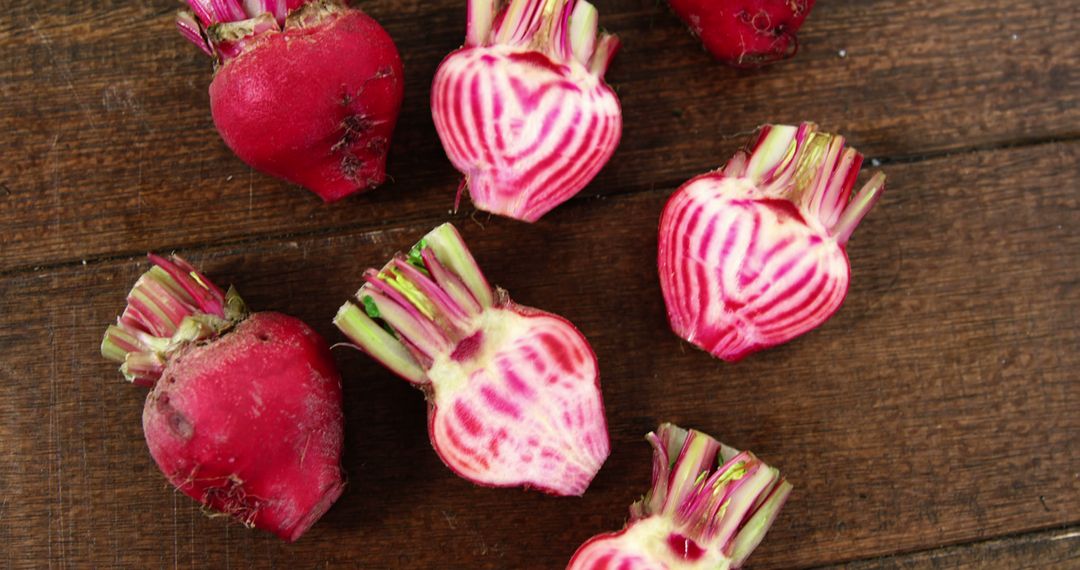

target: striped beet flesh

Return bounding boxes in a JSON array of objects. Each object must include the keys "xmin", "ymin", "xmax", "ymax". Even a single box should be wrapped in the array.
[
  {"xmin": 657, "ymin": 123, "xmax": 887, "ymax": 362},
  {"xmin": 334, "ymin": 223, "xmax": 609, "ymax": 495},
  {"xmin": 567, "ymin": 424, "xmax": 791, "ymax": 570},
  {"xmin": 431, "ymin": 0, "xmax": 622, "ymax": 222}
]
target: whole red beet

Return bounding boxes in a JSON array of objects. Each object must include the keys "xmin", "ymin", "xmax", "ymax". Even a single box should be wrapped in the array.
[
  {"xmin": 178, "ymin": 0, "xmax": 404, "ymax": 201},
  {"xmin": 102, "ymin": 255, "xmax": 345, "ymax": 541},
  {"xmin": 667, "ymin": 0, "xmax": 816, "ymax": 67}
]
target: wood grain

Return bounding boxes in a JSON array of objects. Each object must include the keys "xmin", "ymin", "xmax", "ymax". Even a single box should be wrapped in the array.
[
  {"xmin": 1, "ymin": 0, "xmax": 1077, "ymax": 271},
  {"xmin": 2, "ymin": 141, "xmax": 1077, "ymax": 568},
  {"xmin": 817, "ymin": 527, "xmax": 1080, "ymax": 569}
]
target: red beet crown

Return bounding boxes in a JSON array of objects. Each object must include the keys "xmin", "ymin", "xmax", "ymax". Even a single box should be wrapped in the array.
[
  {"xmin": 178, "ymin": 0, "xmax": 307, "ymax": 60},
  {"xmin": 101, "ymin": 254, "xmax": 247, "ymax": 387}
]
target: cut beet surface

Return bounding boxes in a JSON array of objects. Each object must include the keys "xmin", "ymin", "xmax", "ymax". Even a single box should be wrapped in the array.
[
  {"xmin": 658, "ymin": 123, "xmax": 886, "ymax": 361},
  {"xmin": 335, "ymin": 223, "xmax": 609, "ymax": 495},
  {"xmin": 431, "ymin": 0, "xmax": 622, "ymax": 221}
]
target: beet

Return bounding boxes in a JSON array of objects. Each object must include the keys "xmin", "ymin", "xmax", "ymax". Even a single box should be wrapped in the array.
[
  {"xmin": 102, "ymin": 255, "xmax": 345, "ymax": 541},
  {"xmin": 430, "ymin": 0, "xmax": 622, "ymax": 221},
  {"xmin": 568, "ymin": 424, "xmax": 791, "ymax": 570},
  {"xmin": 668, "ymin": 0, "xmax": 816, "ymax": 67},
  {"xmin": 334, "ymin": 223, "xmax": 609, "ymax": 495},
  {"xmin": 658, "ymin": 123, "xmax": 886, "ymax": 361},
  {"xmin": 178, "ymin": 0, "xmax": 404, "ymax": 201}
]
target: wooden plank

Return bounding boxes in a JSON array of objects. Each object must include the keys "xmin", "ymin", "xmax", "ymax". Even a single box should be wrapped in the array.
[
  {"xmin": 2, "ymin": 0, "xmax": 1077, "ymax": 271},
  {"xmin": 817, "ymin": 527, "xmax": 1080, "ymax": 569},
  {"xmin": 1, "ymin": 142, "xmax": 1076, "ymax": 568}
]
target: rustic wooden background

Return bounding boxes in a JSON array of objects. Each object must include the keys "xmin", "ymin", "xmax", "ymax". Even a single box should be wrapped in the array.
[{"xmin": 1, "ymin": 0, "xmax": 1077, "ymax": 568}]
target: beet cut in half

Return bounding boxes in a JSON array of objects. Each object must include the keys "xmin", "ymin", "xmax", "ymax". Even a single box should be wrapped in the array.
[
  {"xmin": 335, "ymin": 223, "xmax": 608, "ymax": 495},
  {"xmin": 658, "ymin": 122, "xmax": 886, "ymax": 361}
]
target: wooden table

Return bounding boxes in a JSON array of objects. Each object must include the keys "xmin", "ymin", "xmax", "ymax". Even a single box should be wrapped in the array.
[{"xmin": 2, "ymin": 1, "xmax": 1077, "ymax": 568}]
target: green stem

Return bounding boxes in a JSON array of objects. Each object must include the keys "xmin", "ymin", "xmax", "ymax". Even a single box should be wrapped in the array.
[
  {"xmin": 739, "ymin": 123, "xmax": 886, "ymax": 242},
  {"xmin": 335, "ymin": 223, "xmax": 497, "ymax": 382},
  {"xmin": 744, "ymin": 124, "xmax": 801, "ymax": 184},
  {"xmin": 466, "ymin": 0, "xmax": 497, "ymax": 47},
  {"xmin": 333, "ymin": 303, "xmax": 427, "ymax": 383},
  {"xmin": 588, "ymin": 33, "xmax": 619, "ymax": 76},
  {"xmin": 568, "ymin": 1, "xmax": 598, "ymax": 65},
  {"xmin": 423, "ymin": 224, "xmax": 494, "ymax": 309},
  {"xmin": 832, "ymin": 172, "xmax": 887, "ymax": 245},
  {"xmin": 494, "ymin": 0, "xmax": 541, "ymax": 45},
  {"xmin": 729, "ymin": 479, "xmax": 793, "ymax": 566}
]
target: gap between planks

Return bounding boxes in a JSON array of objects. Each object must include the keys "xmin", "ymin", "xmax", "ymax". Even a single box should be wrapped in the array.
[
  {"xmin": 2, "ymin": 134, "xmax": 1076, "ymax": 280},
  {"xmin": 805, "ymin": 524, "xmax": 1080, "ymax": 569}
]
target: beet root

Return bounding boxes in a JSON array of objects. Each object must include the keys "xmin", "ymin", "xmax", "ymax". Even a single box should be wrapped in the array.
[
  {"xmin": 102, "ymin": 255, "xmax": 345, "ymax": 541},
  {"xmin": 430, "ymin": 0, "xmax": 623, "ymax": 221},
  {"xmin": 334, "ymin": 223, "xmax": 609, "ymax": 495},
  {"xmin": 179, "ymin": 0, "xmax": 405, "ymax": 202},
  {"xmin": 146, "ymin": 313, "xmax": 345, "ymax": 541},
  {"xmin": 667, "ymin": 0, "xmax": 816, "ymax": 67},
  {"xmin": 657, "ymin": 123, "xmax": 886, "ymax": 361}
]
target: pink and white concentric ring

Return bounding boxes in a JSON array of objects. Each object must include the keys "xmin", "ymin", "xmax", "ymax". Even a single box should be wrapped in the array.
[
  {"xmin": 428, "ymin": 307, "xmax": 608, "ymax": 495},
  {"xmin": 658, "ymin": 176, "xmax": 851, "ymax": 361},
  {"xmin": 432, "ymin": 46, "xmax": 622, "ymax": 222}
]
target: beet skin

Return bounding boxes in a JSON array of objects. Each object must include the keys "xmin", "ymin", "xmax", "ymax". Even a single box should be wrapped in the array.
[
  {"xmin": 209, "ymin": 9, "xmax": 404, "ymax": 202},
  {"xmin": 144, "ymin": 313, "xmax": 345, "ymax": 542},
  {"xmin": 668, "ymin": 0, "xmax": 816, "ymax": 67}
]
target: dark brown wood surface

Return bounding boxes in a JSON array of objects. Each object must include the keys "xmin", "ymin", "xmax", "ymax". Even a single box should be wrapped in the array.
[
  {"xmin": 816, "ymin": 527, "xmax": 1080, "ymax": 569},
  {"xmin": 1, "ymin": 0, "xmax": 1077, "ymax": 568}
]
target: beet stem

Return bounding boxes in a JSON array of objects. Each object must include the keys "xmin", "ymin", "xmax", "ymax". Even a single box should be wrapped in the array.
[
  {"xmin": 587, "ymin": 32, "xmax": 619, "ymax": 76},
  {"xmin": 833, "ymin": 171, "xmax": 887, "ymax": 244},
  {"xmin": 335, "ymin": 223, "xmax": 497, "ymax": 383},
  {"xmin": 740, "ymin": 122, "xmax": 885, "ymax": 241},
  {"xmin": 423, "ymin": 224, "xmax": 494, "ymax": 309},
  {"xmin": 568, "ymin": 1, "xmax": 598, "ymax": 65},
  {"xmin": 421, "ymin": 248, "xmax": 483, "ymax": 315},
  {"xmin": 180, "ymin": 0, "xmax": 345, "ymax": 62},
  {"xmin": 466, "ymin": 0, "xmax": 497, "ymax": 47},
  {"xmin": 334, "ymin": 303, "xmax": 427, "ymax": 383},
  {"xmin": 100, "ymin": 254, "xmax": 246, "ymax": 385},
  {"xmin": 635, "ymin": 424, "xmax": 791, "ymax": 564}
]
